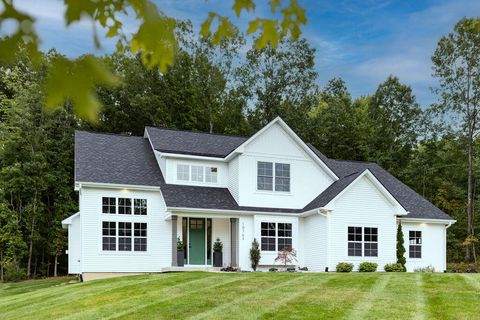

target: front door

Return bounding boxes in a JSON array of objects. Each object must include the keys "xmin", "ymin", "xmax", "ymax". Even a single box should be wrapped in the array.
[{"xmin": 189, "ymin": 218, "xmax": 206, "ymax": 265}]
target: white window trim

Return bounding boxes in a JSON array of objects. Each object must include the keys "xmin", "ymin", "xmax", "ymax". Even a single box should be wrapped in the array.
[
  {"xmin": 256, "ymin": 161, "xmax": 291, "ymax": 193},
  {"xmin": 175, "ymin": 163, "xmax": 219, "ymax": 185},
  {"xmin": 346, "ymin": 226, "xmax": 379, "ymax": 259},
  {"xmin": 100, "ymin": 221, "xmax": 149, "ymax": 254},
  {"xmin": 408, "ymin": 230, "xmax": 422, "ymax": 259},
  {"xmin": 260, "ymin": 221, "xmax": 293, "ymax": 253},
  {"xmin": 101, "ymin": 196, "xmax": 148, "ymax": 216}
]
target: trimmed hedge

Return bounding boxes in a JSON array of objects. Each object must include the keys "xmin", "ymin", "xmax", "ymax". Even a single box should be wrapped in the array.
[
  {"xmin": 336, "ymin": 262, "xmax": 354, "ymax": 272},
  {"xmin": 384, "ymin": 263, "xmax": 405, "ymax": 272},
  {"xmin": 359, "ymin": 262, "xmax": 378, "ymax": 272}
]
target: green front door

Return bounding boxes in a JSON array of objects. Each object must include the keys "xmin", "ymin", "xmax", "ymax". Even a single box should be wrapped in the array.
[{"xmin": 189, "ymin": 218, "xmax": 206, "ymax": 265}]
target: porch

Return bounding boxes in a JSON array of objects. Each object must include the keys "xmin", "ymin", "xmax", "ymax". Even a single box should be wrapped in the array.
[{"xmin": 170, "ymin": 215, "xmax": 239, "ymax": 268}]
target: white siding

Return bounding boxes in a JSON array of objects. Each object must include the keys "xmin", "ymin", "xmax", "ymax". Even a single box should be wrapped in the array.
[
  {"xmin": 238, "ymin": 216, "xmax": 254, "ymax": 270},
  {"xmin": 67, "ymin": 214, "xmax": 82, "ymax": 274},
  {"xmin": 402, "ymin": 222, "xmax": 447, "ymax": 272},
  {"xmin": 302, "ymin": 214, "xmax": 328, "ymax": 271},
  {"xmin": 228, "ymin": 156, "xmax": 240, "ymax": 202},
  {"xmin": 328, "ymin": 175, "xmax": 397, "ymax": 271},
  {"xmin": 80, "ymin": 187, "xmax": 171, "ymax": 273},
  {"xmin": 237, "ymin": 123, "xmax": 334, "ymax": 209}
]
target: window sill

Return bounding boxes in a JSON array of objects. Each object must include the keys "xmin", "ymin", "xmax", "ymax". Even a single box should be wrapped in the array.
[
  {"xmin": 255, "ymin": 190, "xmax": 292, "ymax": 196},
  {"xmin": 99, "ymin": 251, "xmax": 150, "ymax": 256}
]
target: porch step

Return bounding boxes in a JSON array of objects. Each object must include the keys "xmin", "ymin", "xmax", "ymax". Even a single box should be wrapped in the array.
[{"xmin": 162, "ymin": 266, "xmax": 223, "ymax": 272}]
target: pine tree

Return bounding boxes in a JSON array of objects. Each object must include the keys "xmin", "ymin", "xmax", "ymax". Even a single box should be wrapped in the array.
[
  {"xmin": 397, "ymin": 223, "xmax": 406, "ymax": 271},
  {"xmin": 250, "ymin": 238, "xmax": 261, "ymax": 271}
]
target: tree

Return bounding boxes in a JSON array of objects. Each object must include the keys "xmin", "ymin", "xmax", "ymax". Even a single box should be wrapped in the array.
[
  {"xmin": 275, "ymin": 246, "xmax": 297, "ymax": 270},
  {"xmin": 396, "ymin": 223, "xmax": 406, "ymax": 271},
  {"xmin": 0, "ymin": 202, "xmax": 26, "ymax": 281},
  {"xmin": 368, "ymin": 76, "xmax": 422, "ymax": 176},
  {"xmin": 0, "ymin": 0, "xmax": 307, "ymax": 121},
  {"xmin": 431, "ymin": 17, "xmax": 480, "ymax": 262},
  {"xmin": 237, "ymin": 38, "xmax": 318, "ymax": 135},
  {"xmin": 250, "ymin": 238, "xmax": 261, "ymax": 271}
]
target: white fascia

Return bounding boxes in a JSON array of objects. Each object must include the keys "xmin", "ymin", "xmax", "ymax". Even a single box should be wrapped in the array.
[
  {"xmin": 61, "ymin": 211, "xmax": 80, "ymax": 228},
  {"xmin": 158, "ymin": 152, "xmax": 227, "ymax": 162},
  {"xmin": 165, "ymin": 207, "xmax": 302, "ymax": 220},
  {"xmin": 75, "ymin": 181, "xmax": 161, "ymax": 192},
  {"xmin": 398, "ymin": 217, "xmax": 457, "ymax": 226}
]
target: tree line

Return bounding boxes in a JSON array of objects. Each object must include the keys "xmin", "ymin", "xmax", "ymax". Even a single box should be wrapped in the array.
[{"xmin": 0, "ymin": 18, "xmax": 479, "ymax": 281}]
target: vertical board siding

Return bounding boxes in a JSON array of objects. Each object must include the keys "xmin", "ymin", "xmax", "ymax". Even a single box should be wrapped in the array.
[
  {"xmin": 303, "ymin": 214, "xmax": 328, "ymax": 271},
  {"xmin": 80, "ymin": 187, "xmax": 171, "ymax": 273},
  {"xmin": 212, "ymin": 218, "xmax": 231, "ymax": 266},
  {"xmin": 238, "ymin": 216, "xmax": 254, "ymax": 270},
  {"xmin": 328, "ymin": 176, "xmax": 397, "ymax": 271},
  {"xmin": 228, "ymin": 156, "xmax": 240, "ymax": 203}
]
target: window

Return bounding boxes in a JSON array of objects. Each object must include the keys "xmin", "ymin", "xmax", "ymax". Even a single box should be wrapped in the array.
[
  {"xmin": 205, "ymin": 167, "xmax": 218, "ymax": 183},
  {"xmin": 348, "ymin": 227, "xmax": 362, "ymax": 256},
  {"xmin": 118, "ymin": 222, "xmax": 132, "ymax": 251},
  {"xmin": 257, "ymin": 162, "xmax": 273, "ymax": 191},
  {"xmin": 261, "ymin": 222, "xmax": 293, "ymax": 251},
  {"xmin": 177, "ymin": 164, "xmax": 190, "ymax": 181},
  {"xmin": 348, "ymin": 227, "xmax": 378, "ymax": 257},
  {"xmin": 190, "ymin": 219, "xmax": 204, "ymax": 230},
  {"xmin": 261, "ymin": 222, "xmax": 276, "ymax": 251},
  {"xmin": 134, "ymin": 199, "xmax": 147, "ymax": 215},
  {"xmin": 364, "ymin": 227, "xmax": 378, "ymax": 257},
  {"xmin": 275, "ymin": 163, "xmax": 290, "ymax": 192},
  {"xmin": 102, "ymin": 222, "xmax": 116, "ymax": 251},
  {"xmin": 102, "ymin": 197, "xmax": 116, "ymax": 214},
  {"xmin": 409, "ymin": 231, "xmax": 422, "ymax": 258},
  {"xmin": 191, "ymin": 165, "xmax": 204, "ymax": 182},
  {"xmin": 277, "ymin": 223, "xmax": 293, "ymax": 250},
  {"xmin": 134, "ymin": 223, "xmax": 147, "ymax": 251},
  {"xmin": 118, "ymin": 198, "xmax": 132, "ymax": 215}
]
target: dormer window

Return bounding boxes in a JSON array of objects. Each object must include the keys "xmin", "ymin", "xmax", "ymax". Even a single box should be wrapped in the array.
[
  {"xmin": 176, "ymin": 164, "xmax": 218, "ymax": 184},
  {"xmin": 257, "ymin": 161, "xmax": 290, "ymax": 192},
  {"xmin": 177, "ymin": 164, "xmax": 190, "ymax": 181}
]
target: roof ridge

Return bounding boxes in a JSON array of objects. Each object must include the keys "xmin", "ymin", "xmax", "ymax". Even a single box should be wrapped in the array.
[
  {"xmin": 145, "ymin": 126, "xmax": 250, "ymax": 139},
  {"xmin": 75, "ymin": 129, "xmax": 142, "ymax": 138}
]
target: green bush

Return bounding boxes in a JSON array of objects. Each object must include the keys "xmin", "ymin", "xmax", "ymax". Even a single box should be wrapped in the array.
[
  {"xmin": 358, "ymin": 262, "xmax": 378, "ymax": 272},
  {"xmin": 384, "ymin": 263, "xmax": 405, "ymax": 272},
  {"xmin": 336, "ymin": 262, "xmax": 354, "ymax": 272},
  {"xmin": 4, "ymin": 264, "xmax": 27, "ymax": 282}
]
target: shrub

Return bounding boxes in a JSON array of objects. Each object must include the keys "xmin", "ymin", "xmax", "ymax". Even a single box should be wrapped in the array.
[
  {"xmin": 269, "ymin": 267, "xmax": 278, "ymax": 272},
  {"xmin": 414, "ymin": 265, "xmax": 435, "ymax": 273},
  {"xmin": 250, "ymin": 238, "xmax": 261, "ymax": 271},
  {"xmin": 447, "ymin": 263, "xmax": 480, "ymax": 273},
  {"xmin": 213, "ymin": 238, "xmax": 223, "ymax": 252},
  {"xmin": 384, "ymin": 263, "xmax": 405, "ymax": 272},
  {"xmin": 336, "ymin": 262, "xmax": 354, "ymax": 272},
  {"xmin": 220, "ymin": 266, "xmax": 238, "ymax": 272},
  {"xmin": 176, "ymin": 237, "xmax": 184, "ymax": 251},
  {"xmin": 359, "ymin": 262, "xmax": 378, "ymax": 272},
  {"xmin": 4, "ymin": 264, "xmax": 27, "ymax": 282}
]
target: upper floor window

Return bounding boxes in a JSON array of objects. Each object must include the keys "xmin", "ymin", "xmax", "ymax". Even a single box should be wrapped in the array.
[
  {"xmin": 102, "ymin": 197, "xmax": 116, "ymax": 214},
  {"xmin": 103, "ymin": 221, "xmax": 147, "ymax": 252},
  {"xmin": 177, "ymin": 164, "xmax": 190, "ymax": 181},
  {"xmin": 176, "ymin": 164, "xmax": 218, "ymax": 184},
  {"xmin": 348, "ymin": 226, "xmax": 378, "ymax": 257},
  {"xmin": 257, "ymin": 162, "xmax": 290, "ymax": 192},
  {"xmin": 102, "ymin": 197, "xmax": 147, "ymax": 216},
  {"xmin": 409, "ymin": 231, "xmax": 422, "ymax": 258},
  {"xmin": 261, "ymin": 222, "xmax": 293, "ymax": 252}
]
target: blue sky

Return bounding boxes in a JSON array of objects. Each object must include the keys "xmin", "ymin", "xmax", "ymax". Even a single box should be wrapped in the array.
[{"xmin": 14, "ymin": 0, "xmax": 480, "ymax": 107}]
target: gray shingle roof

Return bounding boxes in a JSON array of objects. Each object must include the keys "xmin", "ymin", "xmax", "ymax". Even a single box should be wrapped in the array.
[
  {"xmin": 75, "ymin": 131, "xmax": 164, "ymax": 187},
  {"xmin": 145, "ymin": 127, "xmax": 248, "ymax": 157},
  {"xmin": 75, "ymin": 128, "xmax": 453, "ymax": 221}
]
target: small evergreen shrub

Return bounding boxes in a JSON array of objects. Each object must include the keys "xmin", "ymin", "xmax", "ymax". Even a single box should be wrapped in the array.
[
  {"xmin": 384, "ymin": 263, "xmax": 405, "ymax": 272},
  {"xmin": 359, "ymin": 262, "xmax": 378, "ymax": 272},
  {"xmin": 269, "ymin": 267, "xmax": 278, "ymax": 272},
  {"xmin": 213, "ymin": 238, "xmax": 223, "ymax": 252},
  {"xmin": 336, "ymin": 262, "xmax": 354, "ymax": 272},
  {"xmin": 414, "ymin": 265, "xmax": 435, "ymax": 273},
  {"xmin": 250, "ymin": 238, "xmax": 261, "ymax": 271}
]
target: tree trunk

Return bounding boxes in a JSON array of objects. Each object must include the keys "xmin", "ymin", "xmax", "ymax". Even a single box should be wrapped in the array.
[
  {"xmin": 466, "ymin": 126, "xmax": 475, "ymax": 262},
  {"xmin": 27, "ymin": 193, "xmax": 37, "ymax": 278},
  {"xmin": 54, "ymin": 255, "xmax": 58, "ymax": 277},
  {"xmin": 0, "ymin": 251, "xmax": 3, "ymax": 282}
]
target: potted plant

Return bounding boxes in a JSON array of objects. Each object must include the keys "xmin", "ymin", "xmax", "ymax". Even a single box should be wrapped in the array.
[
  {"xmin": 213, "ymin": 238, "xmax": 223, "ymax": 267},
  {"xmin": 177, "ymin": 237, "xmax": 185, "ymax": 267}
]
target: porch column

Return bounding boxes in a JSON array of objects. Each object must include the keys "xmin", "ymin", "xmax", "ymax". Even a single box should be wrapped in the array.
[
  {"xmin": 172, "ymin": 215, "xmax": 178, "ymax": 266},
  {"xmin": 230, "ymin": 218, "xmax": 239, "ymax": 267}
]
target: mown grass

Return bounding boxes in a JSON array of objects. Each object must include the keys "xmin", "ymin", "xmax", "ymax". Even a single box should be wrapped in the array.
[{"xmin": 0, "ymin": 272, "xmax": 479, "ymax": 320}]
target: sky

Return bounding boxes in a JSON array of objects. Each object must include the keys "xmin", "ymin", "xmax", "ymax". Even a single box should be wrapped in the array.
[{"xmin": 12, "ymin": 0, "xmax": 480, "ymax": 107}]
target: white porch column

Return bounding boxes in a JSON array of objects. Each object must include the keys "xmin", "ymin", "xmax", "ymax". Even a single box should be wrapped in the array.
[
  {"xmin": 172, "ymin": 215, "xmax": 178, "ymax": 266},
  {"xmin": 230, "ymin": 218, "xmax": 239, "ymax": 267}
]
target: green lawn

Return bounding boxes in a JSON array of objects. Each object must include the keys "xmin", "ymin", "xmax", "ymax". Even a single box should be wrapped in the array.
[{"xmin": 1, "ymin": 272, "xmax": 479, "ymax": 319}]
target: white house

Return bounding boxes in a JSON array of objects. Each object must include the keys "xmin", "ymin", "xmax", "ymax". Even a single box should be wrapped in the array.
[{"xmin": 62, "ymin": 117, "xmax": 455, "ymax": 281}]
